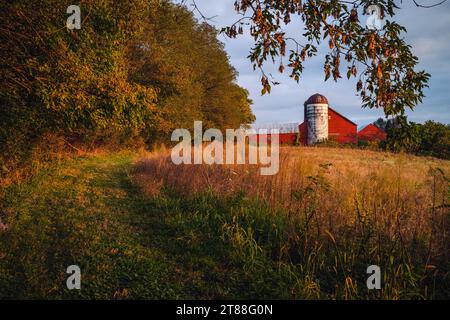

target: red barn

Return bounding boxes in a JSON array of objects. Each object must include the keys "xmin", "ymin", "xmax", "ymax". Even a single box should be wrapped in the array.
[
  {"xmin": 298, "ymin": 106, "xmax": 357, "ymax": 145},
  {"xmin": 357, "ymin": 124, "xmax": 387, "ymax": 142},
  {"xmin": 328, "ymin": 108, "xmax": 358, "ymax": 144},
  {"xmin": 298, "ymin": 94, "xmax": 357, "ymax": 145},
  {"xmin": 247, "ymin": 123, "xmax": 299, "ymax": 145},
  {"xmin": 248, "ymin": 93, "xmax": 384, "ymax": 146},
  {"xmin": 249, "ymin": 132, "xmax": 297, "ymax": 145}
]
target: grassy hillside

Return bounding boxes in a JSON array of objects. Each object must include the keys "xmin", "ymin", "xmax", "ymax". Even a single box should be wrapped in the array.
[{"xmin": 0, "ymin": 148, "xmax": 449, "ymax": 299}]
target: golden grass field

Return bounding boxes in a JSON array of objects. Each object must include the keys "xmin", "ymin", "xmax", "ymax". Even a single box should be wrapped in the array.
[
  {"xmin": 1, "ymin": 146, "xmax": 448, "ymax": 299},
  {"xmin": 134, "ymin": 146, "xmax": 449, "ymax": 288},
  {"xmin": 135, "ymin": 146, "xmax": 449, "ymax": 239}
]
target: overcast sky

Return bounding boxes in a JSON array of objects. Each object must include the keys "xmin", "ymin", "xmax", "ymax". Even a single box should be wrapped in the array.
[{"xmin": 176, "ymin": 1, "xmax": 450, "ymax": 126}]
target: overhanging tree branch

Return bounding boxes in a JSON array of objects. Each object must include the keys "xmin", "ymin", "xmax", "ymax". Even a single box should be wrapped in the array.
[{"xmin": 411, "ymin": 0, "xmax": 447, "ymax": 8}]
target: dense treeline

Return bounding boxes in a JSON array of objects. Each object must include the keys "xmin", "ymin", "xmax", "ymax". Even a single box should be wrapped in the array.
[
  {"xmin": 0, "ymin": 0, "xmax": 254, "ymax": 177},
  {"xmin": 374, "ymin": 117, "xmax": 450, "ymax": 160},
  {"xmin": 127, "ymin": 3, "xmax": 255, "ymax": 140}
]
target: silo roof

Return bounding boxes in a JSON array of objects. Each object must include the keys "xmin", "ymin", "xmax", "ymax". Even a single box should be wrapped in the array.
[{"xmin": 305, "ymin": 93, "xmax": 328, "ymax": 105}]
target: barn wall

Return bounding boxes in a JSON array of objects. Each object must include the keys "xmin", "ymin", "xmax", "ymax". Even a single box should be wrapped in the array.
[
  {"xmin": 279, "ymin": 133, "xmax": 297, "ymax": 145},
  {"xmin": 299, "ymin": 122, "xmax": 307, "ymax": 145},
  {"xmin": 248, "ymin": 133, "xmax": 297, "ymax": 145},
  {"xmin": 328, "ymin": 108, "xmax": 357, "ymax": 144}
]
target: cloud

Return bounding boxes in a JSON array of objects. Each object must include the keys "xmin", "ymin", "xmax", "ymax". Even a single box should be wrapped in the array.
[{"xmin": 178, "ymin": 0, "xmax": 450, "ymax": 124}]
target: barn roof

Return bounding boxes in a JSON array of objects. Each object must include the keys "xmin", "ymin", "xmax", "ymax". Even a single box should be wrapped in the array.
[
  {"xmin": 358, "ymin": 123, "xmax": 385, "ymax": 134},
  {"xmin": 358, "ymin": 123, "xmax": 387, "ymax": 141}
]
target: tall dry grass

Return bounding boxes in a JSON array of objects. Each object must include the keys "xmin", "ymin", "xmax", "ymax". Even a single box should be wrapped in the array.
[
  {"xmin": 134, "ymin": 145, "xmax": 449, "ymax": 258},
  {"xmin": 133, "ymin": 145, "xmax": 450, "ymax": 298}
]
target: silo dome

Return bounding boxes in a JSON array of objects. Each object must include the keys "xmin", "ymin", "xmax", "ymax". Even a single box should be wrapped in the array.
[
  {"xmin": 304, "ymin": 93, "xmax": 329, "ymax": 106},
  {"xmin": 304, "ymin": 93, "xmax": 329, "ymax": 145}
]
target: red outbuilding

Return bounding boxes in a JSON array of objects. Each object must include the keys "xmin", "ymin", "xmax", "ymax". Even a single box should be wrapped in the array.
[{"xmin": 357, "ymin": 124, "xmax": 387, "ymax": 142}]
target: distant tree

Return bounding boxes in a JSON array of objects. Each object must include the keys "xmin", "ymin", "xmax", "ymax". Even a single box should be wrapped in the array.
[
  {"xmin": 373, "ymin": 118, "xmax": 388, "ymax": 131},
  {"xmin": 419, "ymin": 121, "xmax": 450, "ymax": 159},
  {"xmin": 384, "ymin": 116, "xmax": 422, "ymax": 153},
  {"xmin": 383, "ymin": 116, "xmax": 450, "ymax": 159},
  {"xmin": 127, "ymin": 1, "xmax": 254, "ymax": 143}
]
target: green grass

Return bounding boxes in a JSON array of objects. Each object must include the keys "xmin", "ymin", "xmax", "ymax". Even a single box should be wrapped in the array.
[
  {"xmin": 0, "ymin": 152, "xmax": 183, "ymax": 299},
  {"xmin": 0, "ymin": 152, "xmax": 448, "ymax": 299}
]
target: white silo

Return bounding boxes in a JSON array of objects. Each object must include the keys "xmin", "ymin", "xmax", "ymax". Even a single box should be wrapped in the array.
[{"xmin": 304, "ymin": 93, "xmax": 329, "ymax": 145}]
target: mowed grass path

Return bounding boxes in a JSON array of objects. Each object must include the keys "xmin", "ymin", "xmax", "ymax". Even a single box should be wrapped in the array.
[
  {"xmin": 1, "ymin": 153, "xmax": 180, "ymax": 298},
  {"xmin": 0, "ymin": 152, "xmax": 291, "ymax": 299}
]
